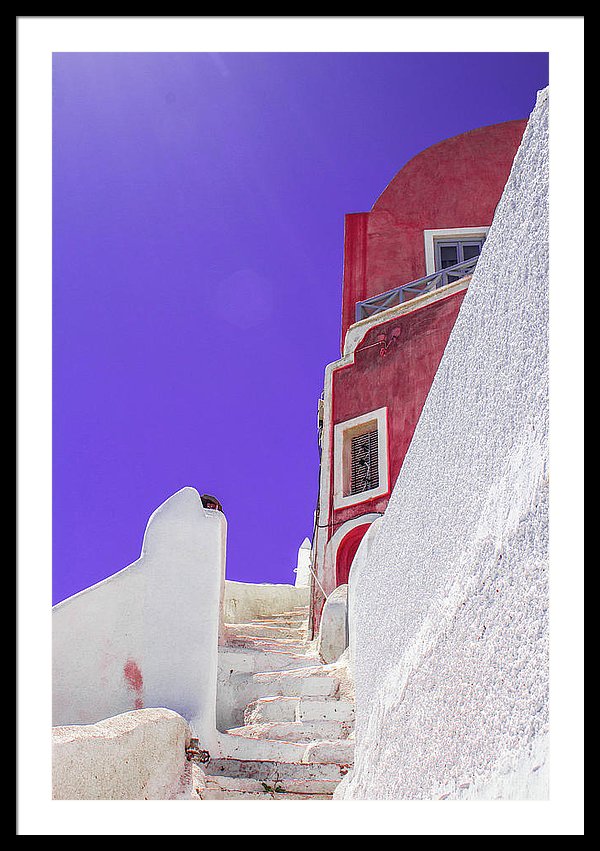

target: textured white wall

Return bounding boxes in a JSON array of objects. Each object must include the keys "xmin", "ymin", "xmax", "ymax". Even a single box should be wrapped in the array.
[
  {"xmin": 347, "ymin": 518, "xmax": 383, "ymax": 669},
  {"xmin": 338, "ymin": 88, "xmax": 549, "ymax": 800},
  {"xmin": 53, "ymin": 487, "xmax": 226, "ymax": 749},
  {"xmin": 52, "ymin": 708, "xmax": 197, "ymax": 800}
]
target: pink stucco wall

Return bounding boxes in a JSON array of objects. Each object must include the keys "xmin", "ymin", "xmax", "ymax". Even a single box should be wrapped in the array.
[{"xmin": 340, "ymin": 120, "xmax": 526, "ymax": 347}]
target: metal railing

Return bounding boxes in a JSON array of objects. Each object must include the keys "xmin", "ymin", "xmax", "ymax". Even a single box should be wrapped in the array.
[{"xmin": 355, "ymin": 255, "xmax": 478, "ymax": 322}]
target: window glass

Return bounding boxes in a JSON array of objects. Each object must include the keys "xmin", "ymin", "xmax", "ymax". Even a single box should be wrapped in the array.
[
  {"xmin": 439, "ymin": 244, "xmax": 459, "ymax": 269},
  {"xmin": 462, "ymin": 242, "xmax": 483, "ymax": 261},
  {"xmin": 434, "ymin": 236, "xmax": 486, "ymax": 271}
]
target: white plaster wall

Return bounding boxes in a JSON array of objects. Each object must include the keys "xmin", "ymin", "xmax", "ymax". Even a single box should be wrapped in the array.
[
  {"xmin": 222, "ymin": 580, "xmax": 308, "ymax": 624},
  {"xmin": 52, "ymin": 708, "xmax": 198, "ymax": 800},
  {"xmin": 52, "ymin": 487, "xmax": 226, "ymax": 750},
  {"xmin": 347, "ymin": 517, "xmax": 383, "ymax": 670},
  {"xmin": 317, "ymin": 584, "xmax": 349, "ymax": 664},
  {"xmin": 338, "ymin": 89, "xmax": 549, "ymax": 800},
  {"xmin": 294, "ymin": 537, "xmax": 312, "ymax": 587}
]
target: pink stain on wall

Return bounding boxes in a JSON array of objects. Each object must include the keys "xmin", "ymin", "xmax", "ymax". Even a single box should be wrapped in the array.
[{"xmin": 124, "ymin": 659, "xmax": 144, "ymax": 710}]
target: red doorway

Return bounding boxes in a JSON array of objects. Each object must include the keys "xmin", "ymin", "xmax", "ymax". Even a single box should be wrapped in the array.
[{"xmin": 335, "ymin": 523, "xmax": 370, "ymax": 586}]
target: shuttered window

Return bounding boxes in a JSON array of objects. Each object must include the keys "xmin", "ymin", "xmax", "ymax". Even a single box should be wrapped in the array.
[{"xmin": 350, "ymin": 429, "xmax": 379, "ymax": 495}]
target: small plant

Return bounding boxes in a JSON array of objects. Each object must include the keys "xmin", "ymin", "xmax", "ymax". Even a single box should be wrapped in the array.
[{"xmin": 261, "ymin": 782, "xmax": 286, "ymax": 795}]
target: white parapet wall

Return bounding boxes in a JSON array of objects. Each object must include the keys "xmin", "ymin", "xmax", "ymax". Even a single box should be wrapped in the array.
[
  {"xmin": 52, "ymin": 708, "xmax": 198, "ymax": 800},
  {"xmin": 337, "ymin": 88, "xmax": 549, "ymax": 800},
  {"xmin": 52, "ymin": 487, "xmax": 226, "ymax": 751},
  {"xmin": 317, "ymin": 584, "xmax": 349, "ymax": 664},
  {"xmin": 222, "ymin": 580, "xmax": 309, "ymax": 624}
]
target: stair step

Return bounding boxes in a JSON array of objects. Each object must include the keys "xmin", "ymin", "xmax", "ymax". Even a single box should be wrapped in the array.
[
  {"xmin": 204, "ymin": 773, "xmax": 340, "ymax": 796},
  {"xmin": 226, "ymin": 623, "xmax": 306, "ymax": 640},
  {"xmin": 244, "ymin": 696, "xmax": 301, "ymax": 724},
  {"xmin": 297, "ymin": 698, "xmax": 355, "ymax": 723},
  {"xmin": 219, "ymin": 647, "xmax": 321, "ymax": 675},
  {"xmin": 254, "ymin": 610, "xmax": 308, "ymax": 621},
  {"xmin": 226, "ymin": 720, "xmax": 353, "ymax": 743},
  {"xmin": 302, "ymin": 738, "xmax": 355, "ymax": 766},
  {"xmin": 226, "ymin": 636, "xmax": 309, "ymax": 653},
  {"xmin": 244, "ymin": 696, "xmax": 355, "ymax": 725},
  {"xmin": 200, "ymin": 788, "xmax": 332, "ymax": 800},
  {"xmin": 217, "ymin": 732, "xmax": 354, "ymax": 765},
  {"xmin": 205, "ymin": 757, "xmax": 351, "ymax": 783},
  {"xmin": 250, "ymin": 668, "xmax": 338, "ymax": 699},
  {"xmin": 217, "ymin": 731, "xmax": 308, "ymax": 763}
]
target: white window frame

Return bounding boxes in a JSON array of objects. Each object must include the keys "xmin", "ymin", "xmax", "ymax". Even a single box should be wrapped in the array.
[
  {"xmin": 333, "ymin": 407, "xmax": 389, "ymax": 509},
  {"xmin": 423, "ymin": 227, "xmax": 490, "ymax": 276}
]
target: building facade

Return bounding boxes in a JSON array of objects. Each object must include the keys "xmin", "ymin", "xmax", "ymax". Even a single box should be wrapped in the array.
[{"xmin": 309, "ymin": 119, "xmax": 527, "ymax": 633}]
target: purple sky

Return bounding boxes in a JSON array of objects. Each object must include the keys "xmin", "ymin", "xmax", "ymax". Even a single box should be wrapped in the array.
[{"xmin": 53, "ymin": 52, "xmax": 548, "ymax": 604}]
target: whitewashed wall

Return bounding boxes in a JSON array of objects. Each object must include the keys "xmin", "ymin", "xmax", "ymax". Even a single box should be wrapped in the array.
[
  {"xmin": 52, "ymin": 487, "xmax": 226, "ymax": 750},
  {"xmin": 222, "ymin": 580, "xmax": 308, "ymax": 624},
  {"xmin": 338, "ymin": 89, "xmax": 549, "ymax": 800},
  {"xmin": 52, "ymin": 708, "xmax": 199, "ymax": 800},
  {"xmin": 317, "ymin": 583, "xmax": 348, "ymax": 663},
  {"xmin": 294, "ymin": 537, "xmax": 312, "ymax": 587},
  {"xmin": 347, "ymin": 518, "xmax": 383, "ymax": 670}
]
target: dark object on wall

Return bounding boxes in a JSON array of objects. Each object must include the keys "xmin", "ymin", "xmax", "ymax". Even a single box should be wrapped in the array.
[{"xmin": 201, "ymin": 494, "xmax": 223, "ymax": 512}]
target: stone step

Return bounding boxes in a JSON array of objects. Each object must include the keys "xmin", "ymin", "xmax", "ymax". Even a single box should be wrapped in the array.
[
  {"xmin": 297, "ymin": 698, "xmax": 355, "ymax": 723},
  {"xmin": 219, "ymin": 647, "xmax": 321, "ymax": 676},
  {"xmin": 253, "ymin": 609, "xmax": 308, "ymax": 621},
  {"xmin": 200, "ymin": 788, "xmax": 332, "ymax": 800},
  {"xmin": 249, "ymin": 617, "xmax": 308, "ymax": 628},
  {"xmin": 225, "ymin": 636, "xmax": 309, "ymax": 653},
  {"xmin": 244, "ymin": 695, "xmax": 301, "ymax": 725},
  {"xmin": 204, "ymin": 757, "xmax": 351, "ymax": 784},
  {"xmin": 226, "ymin": 720, "xmax": 353, "ymax": 743},
  {"xmin": 250, "ymin": 667, "xmax": 339, "ymax": 699},
  {"xmin": 204, "ymin": 773, "xmax": 340, "ymax": 796},
  {"xmin": 225, "ymin": 623, "xmax": 306, "ymax": 640},
  {"xmin": 216, "ymin": 731, "xmax": 354, "ymax": 765},
  {"xmin": 302, "ymin": 738, "xmax": 355, "ymax": 766},
  {"xmin": 217, "ymin": 731, "xmax": 308, "ymax": 763},
  {"xmin": 276, "ymin": 607, "xmax": 309, "ymax": 614},
  {"xmin": 244, "ymin": 695, "xmax": 355, "ymax": 725}
]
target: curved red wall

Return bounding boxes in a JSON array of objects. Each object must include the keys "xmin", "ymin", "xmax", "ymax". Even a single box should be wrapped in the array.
[
  {"xmin": 335, "ymin": 523, "xmax": 370, "ymax": 586},
  {"xmin": 340, "ymin": 120, "xmax": 526, "ymax": 347}
]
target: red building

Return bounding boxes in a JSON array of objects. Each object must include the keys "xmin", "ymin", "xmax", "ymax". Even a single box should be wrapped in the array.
[{"xmin": 310, "ymin": 119, "xmax": 527, "ymax": 633}]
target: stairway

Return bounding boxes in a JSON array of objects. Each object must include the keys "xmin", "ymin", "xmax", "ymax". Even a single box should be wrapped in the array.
[{"xmin": 197, "ymin": 605, "xmax": 354, "ymax": 800}]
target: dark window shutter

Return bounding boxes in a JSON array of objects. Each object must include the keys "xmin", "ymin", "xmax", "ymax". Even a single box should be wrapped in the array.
[{"xmin": 350, "ymin": 430, "xmax": 379, "ymax": 494}]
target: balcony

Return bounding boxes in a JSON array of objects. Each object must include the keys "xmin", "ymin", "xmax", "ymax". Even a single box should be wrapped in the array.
[{"xmin": 355, "ymin": 256, "xmax": 478, "ymax": 323}]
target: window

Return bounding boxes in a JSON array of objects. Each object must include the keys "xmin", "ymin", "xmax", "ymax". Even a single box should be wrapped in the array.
[
  {"xmin": 434, "ymin": 237, "xmax": 485, "ymax": 272},
  {"xmin": 333, "ymin": 407, "xmax": 389, "ymax": 509},
  {"xmin": 423, "ymin": 227, "xmax": 489, "ymax": 276},
  {"xmin": 350, "ymin": 429, "xmax": 379, "ymax": 494}
]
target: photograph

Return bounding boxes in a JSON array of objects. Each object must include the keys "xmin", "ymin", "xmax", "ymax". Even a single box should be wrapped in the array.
[{"xmin": 17, "ymin": 16, "xmax": 584, "ymax": 836}]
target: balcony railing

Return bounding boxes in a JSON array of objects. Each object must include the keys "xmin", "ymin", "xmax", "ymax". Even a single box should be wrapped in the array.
[{"xmin": 355, "ymin": 255, "xmax": 478, "ymax": 323}]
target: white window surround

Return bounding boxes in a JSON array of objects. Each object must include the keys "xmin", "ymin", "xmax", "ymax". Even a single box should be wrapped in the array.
[
  {"xmin": 424, "ymin": 227, "xmax": 490, "ymax": 276},
  {"xmin": 333, "ymin": 407, "xmax": 389, "ymax": 509}
]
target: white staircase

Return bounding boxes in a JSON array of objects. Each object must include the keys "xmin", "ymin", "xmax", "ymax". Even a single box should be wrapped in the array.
[{"xmin": 197, "ymin": 605, "xmax": 354, "ymax": 800}]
